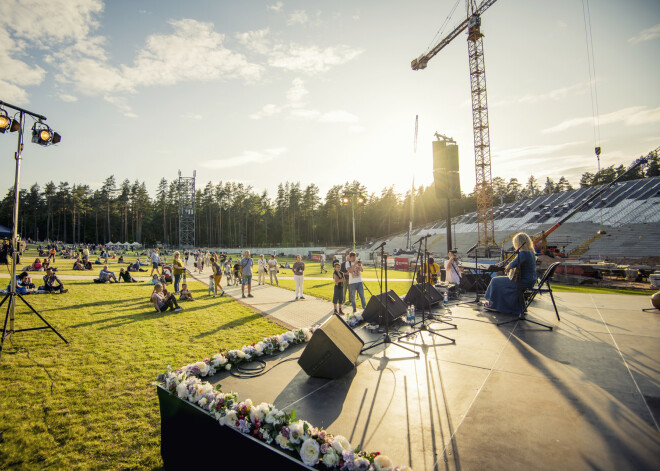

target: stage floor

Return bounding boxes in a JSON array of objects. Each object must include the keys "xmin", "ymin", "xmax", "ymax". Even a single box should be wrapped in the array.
[{"xmin": 207, "ymin": 292, "xmax": 659, "ymax": 470}]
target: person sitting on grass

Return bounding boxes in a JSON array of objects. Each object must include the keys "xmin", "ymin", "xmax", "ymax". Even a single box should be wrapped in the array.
[
  {"xmin": 118, "ymin": 255, "xmax": 124, "ymax": 263},
  {"xmin": 73, "ymin": 259, "xmax": 84, "ymax": 270},
  {"xmin": 9, "ymin": 272, "xmax": 35, "ymax": 295},
  {"xmin": 43, "ymin": 267, "xmax": 68, "ymax": 293},
  {"xmin": 151, "ymin": 282, "xmax": 183, "ymax": 313},
  {"xmin": 84, "ymin": 260, "xmax": 93, "ymax": 270},
  {"xmin": 179, "ymin": 283, "xmax": 195, "ymax": 301},
  {"xmin": 32, "ymin": 258, "xmax": 43, "ymax": 271},
  {"xmin": 118, "ymin": 267, "xmax": 138, "ymax": 283},
  {"xmin": 99, "ymin": 265, "xmax": 118, "ymax": 283}
]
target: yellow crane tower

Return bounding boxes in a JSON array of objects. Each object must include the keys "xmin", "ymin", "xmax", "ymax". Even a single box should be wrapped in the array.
[{"xmin": 412, "ymin": 0, "xmax": 499, "ymax": 253}]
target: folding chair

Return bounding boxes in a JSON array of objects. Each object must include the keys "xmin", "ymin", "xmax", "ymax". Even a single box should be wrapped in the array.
[{"xmin": 498, "ymin": 262, "xmax": 562, "ymax": 330}]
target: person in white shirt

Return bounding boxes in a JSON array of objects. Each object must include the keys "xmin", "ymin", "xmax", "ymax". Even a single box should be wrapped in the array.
[
  {"xmin": 150, "ymin": 248, "xmax": 160, "ymax": 277},
  {"xmin": 267, "ymin": 255, "xmax": 279, "ymax": 286},
  {"xmin": 444, "ymin": 250, "xmax": 462, "ymax": 284},
  {"xmin": 257, "ymin": 254, "xmax": 267, "ymax": 285},
  {"xmin": 346, "ymin": 252, "xmax": 366, "ymax": 313}
]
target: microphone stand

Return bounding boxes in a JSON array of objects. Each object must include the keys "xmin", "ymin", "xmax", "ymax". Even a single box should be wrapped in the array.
[
  {"xmin": 399, "ymin": 235, "xmax": 455, "ymax": 346},
  {"xmin": 362, "ymin": 245, "xmax": 419, "ymax": 356}
]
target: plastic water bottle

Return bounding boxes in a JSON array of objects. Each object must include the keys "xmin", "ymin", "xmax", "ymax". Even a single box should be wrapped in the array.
[
  {"xmin": 406, "ymin": 305, "xmax": 415, "ymax": 324},
  {"xmin": 443, "ymin": 291, "xmax": 449, "ymax": 309}
]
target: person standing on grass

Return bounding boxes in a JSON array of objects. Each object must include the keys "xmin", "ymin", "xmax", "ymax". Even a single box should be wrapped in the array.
[
  {"xmin": 293, "ymin": 254, "xmax": 305, "ymax": 300},
  {"xmin": 151, "ymin": 283, "xmax": 183, "ymax": 313},
  {"xmin": 332, "ymin": 261, "xmax": 345, "ymax": 315},
  {"xmin": 268, "ymin": 254, "xmax": 279, "ymax": 286},
  {"xmin": 346, "ymin": 252, "xmax": 366, "ymax": 313},
  {"xmin": 150, "ymin": 248, "xmax": 161, "ymax": 277},
  {"xmin": 340, "ymin": 254, "xmax": 350, "ymax": 306},
  {"xmin": 257, "ymin": 254, "xmax": 267, "ymax": 285},
  {"xmin": 173, "ymin": 251, "xmax": 185, "ymax": 294},
  {"xmin": 211, "ymin": 254, "xmax": 226, "ymax": 297},
  {"xmin": 240, "ymin": 250, "xmax": 254, "ymax": 298},
  {"xmin": 320, "ymin": 256, "xmax": 326, "ymax": 274}
]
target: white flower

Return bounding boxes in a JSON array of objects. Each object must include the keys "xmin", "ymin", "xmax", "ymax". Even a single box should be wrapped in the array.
[
  {"xmin": 219, "ymin": 410, "xmax": 237, "ymax": 427},
  {"xmin": 198, "ymin": 397, "xmax": 208, "ymax": 408},
  {"xmin": 225, "ymin": 364, "xmax": 231, "ymax": 370},
  {"xmin": 254, "ymin": 342, "xmax": 265, "ymax": 355},
  {"xmin": 374, "ymin": 455, "xmax": 394, "ymax": 471},
  {"xmin": 331, "ymin": 435, "xmax": 352, "ymax": 454},
  {"xmin": 194, "ymin": 361, "xmax": 210, "ymax": 376},
  {"xmin": 279, "ymin": 341, "xmax": 289, "ymax": 351},
  {"xmin": 299, "ymin": 438, "xmax": 320, "ymax": 466},
  {"xmin": 265, "ymin": 409, "xmax": 284, "ymax": 425},
  {"xmin": 322, "ymin": 449, "xmax": 339, "ymax": 468},
  {"xmin": 283, "ymin": 331, "xmax": 295, "ymax": 342},
  {"xmin": 302, "ymin": 328, "xmax": 312, "ymax": 341},
  {"xmin": 250, "ymin": 402, "xmax": 269, "ymax": 424},
  {"xmin": 288, "ymin": 420, "xmax": 305, "ymax": 444},
  {"xmin": 275, "ymin": 433, "xmax": 293, "ymax": 450},
  {"xmin": 176, "ymin": 382, "xmax": 188, "ymax": 399},
  {"xmin": 211, "ymin": 354, "xmax": 227, "ymax": 367}
]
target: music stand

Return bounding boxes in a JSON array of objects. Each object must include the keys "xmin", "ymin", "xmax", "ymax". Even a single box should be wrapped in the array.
[
  {"xmin": 399, "ymin": 235, "xmax": 455, "ymax": 346},
  {"xmin": 362, "ymin": 244, "xmax": 418, "ymax": 356}
]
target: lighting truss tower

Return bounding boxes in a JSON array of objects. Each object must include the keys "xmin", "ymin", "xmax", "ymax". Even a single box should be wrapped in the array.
[
  {"xmin": 178, "ymin": 170, "xmax": 196, "ymax": 248},
  {"xmin": 467, "ymin": 14, "xmax": 495, "ymax": 249}
]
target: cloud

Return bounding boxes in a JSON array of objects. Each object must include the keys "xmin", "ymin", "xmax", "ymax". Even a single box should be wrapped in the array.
[
  {"xmin": 543, "ymin": 106, "xmax": 660, "ymax": 133},
  {"xmin": 290, "ymin": 109, "xmax": 320, "ymax": 119},
  {"xmin": 287, "ymin": 10, "xmax": 308, "ymax": 26},
  {"xmin": 267, "ymin": 2, "xmax": 284, "ymax": 12},
  {"xmin": 628, "ymin": 23, "xmax": 660, "ymax": 44},
  {"xmin": 235, "ymin": 28, "xmax": 271, "ymax": 55},
  {"xmin": 493, "ymin": 141, "xmax": 584, "ymax": 162},
  {"xmin": 319, "ymin": 110, "xmax": 359, "ymax": 124},
  {"xmin": 249, "ymin": 104, "xmax": 282, "ymax": 120},
  {"xmin": 268, "ymin": 44, "xmax": 362, "ymax": 74},
  {"xmin": 58, "ymin": 93, "xmax": 78, "ymax": 102},
  {"xmin": 200, "ymin": 148, "xmax": 287, "ymax": 169},
  {"xmin": 286, "ymin": 78, "xmax": 308, "ymax": 107}
]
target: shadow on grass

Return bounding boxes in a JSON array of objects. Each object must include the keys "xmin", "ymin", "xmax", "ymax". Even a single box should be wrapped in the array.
[
  {"xmin": 192, "ymin": 313, "xmax": 264, "ymax": 339},
  {"xmin": 37, "ymin": 296, "xmax": 151, "ymax": 313}
]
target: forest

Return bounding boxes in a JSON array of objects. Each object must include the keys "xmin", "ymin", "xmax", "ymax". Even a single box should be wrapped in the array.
[{"xmin": 1, "ymin": 155, "xmax": 657, "ymax": 248}]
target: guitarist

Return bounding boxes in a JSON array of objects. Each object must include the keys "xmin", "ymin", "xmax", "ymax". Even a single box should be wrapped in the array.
[{"xmin": 483, "ymin": 233, "xmax": 537, "ymax": 314}]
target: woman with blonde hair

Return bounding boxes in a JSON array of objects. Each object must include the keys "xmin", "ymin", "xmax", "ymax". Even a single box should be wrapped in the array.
[
  {"xmin": 172, "ymin": 251, "xmax": 185, "ymax": 294},
  {"xmin": 483, "ymin": 232, "xmax": 537, "ymax": 314}
]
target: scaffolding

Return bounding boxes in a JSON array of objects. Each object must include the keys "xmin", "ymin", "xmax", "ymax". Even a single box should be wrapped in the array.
[{"xmin": 178, "ymin": 170, "xmax": 196, "ymax": 248}]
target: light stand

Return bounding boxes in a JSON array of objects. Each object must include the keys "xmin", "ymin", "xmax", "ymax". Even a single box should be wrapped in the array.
[
  {"xmin": 0, "ymin": 100, "xmax": 68, "ymax": 361},
  {"xmin": 399, "ymin": 235, "xmax": 455, "ymax": 346},
  {"xmin": 361, "ymin": 244, "xmax": 418, "ymax": 356}
]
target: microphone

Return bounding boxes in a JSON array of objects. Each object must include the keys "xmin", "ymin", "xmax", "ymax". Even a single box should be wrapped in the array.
[{"xmin": 374, "ymin": 241, "xmax": 386, "ymax": 250}]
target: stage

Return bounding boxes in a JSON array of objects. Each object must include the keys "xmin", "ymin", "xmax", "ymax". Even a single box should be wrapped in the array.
[{"xmin": 158, "ymin": 291, "xmax": 659, "ymax": 470}]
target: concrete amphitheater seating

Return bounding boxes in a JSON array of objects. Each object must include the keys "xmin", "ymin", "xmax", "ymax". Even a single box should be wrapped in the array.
[{"xmin": 372, "ymin": 177, "xmax": 660, "ymax": 259}]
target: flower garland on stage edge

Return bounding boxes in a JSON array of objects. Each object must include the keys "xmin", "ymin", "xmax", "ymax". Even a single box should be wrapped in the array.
[{"xmin": 156, "ymin": 326, "xmax": 412, "ymax": 471}]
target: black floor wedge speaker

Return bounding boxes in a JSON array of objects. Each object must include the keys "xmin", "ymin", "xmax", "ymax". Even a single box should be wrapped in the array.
[
  {"xmin": 298, "ymin": 314, "xmax": 364, "ymax": 379},
  {"xmin": 405, "ymin": 282, "xmax": 443, "ymax": 309},
  {"xmin": 361, "ymin": 290, "xmax": 407, "ymax": 324}
]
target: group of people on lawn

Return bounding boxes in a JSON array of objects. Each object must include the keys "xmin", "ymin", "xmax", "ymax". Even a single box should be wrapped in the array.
[{"xmin": 7, "ymin": 268, "xmax": 68, "ymax": 294}]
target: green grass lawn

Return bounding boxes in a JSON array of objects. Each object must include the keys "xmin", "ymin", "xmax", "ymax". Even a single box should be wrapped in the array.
[{"xmin": 0, "ymin": 280, "xmax": 284, "ymax": 470}]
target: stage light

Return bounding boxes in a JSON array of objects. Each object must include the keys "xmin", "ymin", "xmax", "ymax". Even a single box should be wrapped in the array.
[
  {"xmin": 0, "ymin": 109, "xmax": 20, "ymax": 133},
  {"xmin": 31, "ymin": 122, "xmax": 61, "ymax": 146}
]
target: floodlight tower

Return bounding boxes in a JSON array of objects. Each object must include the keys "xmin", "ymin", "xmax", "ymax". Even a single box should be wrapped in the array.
[{"xmin": 178, "ymin": 170, "xmax": 196, "ymax": 248}]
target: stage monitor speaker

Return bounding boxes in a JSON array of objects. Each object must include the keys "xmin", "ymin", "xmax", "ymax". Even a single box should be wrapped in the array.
[
  {"xmin": 298, "ymin": 314, "xmax": 364, "ymax": 379},
  {"xmin": 433, "ymin": 139, "xmax": 461, "ymax": 199},
  {"xmin": 404, "ymin": 282, "xmax": 443, "ymax": 309},
  {"xmin": 460, "ymin": 273, "xmax": 492, "ymax": 292},
  {"xmin": 361, "ymin": 290, "xmax": 407, "ymax": 324}
]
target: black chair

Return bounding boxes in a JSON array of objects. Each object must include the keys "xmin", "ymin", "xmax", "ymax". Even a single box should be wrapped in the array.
[{"xmin": 497, "ymin": 262, "xmax": 562, "ymax": 330}]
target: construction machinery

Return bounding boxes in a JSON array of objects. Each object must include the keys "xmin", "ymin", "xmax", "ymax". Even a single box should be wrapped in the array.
[{"xmin": 412, "ymin": 0, "xmax": 499, "ymax": 254}]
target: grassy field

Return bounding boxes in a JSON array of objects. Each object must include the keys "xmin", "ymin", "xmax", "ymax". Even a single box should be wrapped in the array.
[{"xmin": 0, "ymin": 279, "xmax": 283, "ymax": 470}]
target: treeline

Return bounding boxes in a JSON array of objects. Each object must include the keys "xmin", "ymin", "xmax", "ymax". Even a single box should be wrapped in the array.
[{"xmin": 0, "ymin": 153, "xmax": 657, "ymax": 247}]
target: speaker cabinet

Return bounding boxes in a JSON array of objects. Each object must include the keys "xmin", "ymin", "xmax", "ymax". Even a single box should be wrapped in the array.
[
  {"xmin": 361, "ymin": 290, "xmax": 407, "ymax": 324},
  {"xmin": 298, "ymin": 314, "xmax": 364, "ymax": 379},
  {"xmin": 433, "ymin": 139, "xmax": 461, "ymax": 199},
  {"xmin": 404, "ymin": 282, "xmax": 443, "ymax": 309},
  {"xmin": 460, "ymin": 273, "xmax": 492, "ymax": 292}
]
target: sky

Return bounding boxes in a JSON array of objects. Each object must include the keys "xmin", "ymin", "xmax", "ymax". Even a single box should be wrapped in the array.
[{"xmin": 0, "ymin": 0, "xmax": 658, "ymax": 201}]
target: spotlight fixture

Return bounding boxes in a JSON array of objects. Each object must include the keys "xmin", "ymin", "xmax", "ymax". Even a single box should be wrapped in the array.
[
  {"xmin": 31, "ymin": 122, "xmax": 61, "ymax": 146},
  {"xmin": 0, "ymin": 109, "xmax": 20, "ymax": 133}
]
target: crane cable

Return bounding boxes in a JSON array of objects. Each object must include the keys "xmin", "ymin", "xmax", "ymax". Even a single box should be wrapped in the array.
[
  {"xmin": 425, "ymin": 0, "xmax": 461, "ymax": 54},
  {"xmin": 581, "ymin": 0, "xmax": 601, "ymax": 161}
]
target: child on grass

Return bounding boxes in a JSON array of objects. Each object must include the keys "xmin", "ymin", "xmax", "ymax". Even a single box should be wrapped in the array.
[{"xmin": 180, "ymin": 283, "xmax": 195, "ymax": 301}]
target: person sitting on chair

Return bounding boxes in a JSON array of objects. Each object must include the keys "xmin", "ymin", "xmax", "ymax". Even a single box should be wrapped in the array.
[
  {"xmin": 43, "ymin": 267, "xmax": 67, "ymax": 293},
  {"xmin": 424, "ymin": 256, "xmax": 441, "ymax": 284},
  {"xmin": 99, "ymin": 265, "xmax": 118, "ymax": 283},
  {"xmin": 483, "ymin": 232, "xmax": 537, "ymax": 315},
  {"xmin": 118, "ymin": 267, "xmax": 137, "ymax": 283},
  {"xmin": 444, "ymin": 250, "xmax": 462, "ymax": 284}
]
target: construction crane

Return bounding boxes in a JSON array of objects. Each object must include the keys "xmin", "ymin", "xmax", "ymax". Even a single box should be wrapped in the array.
[{"xmin": 412, "ymin": 0, "xmax": 499, "ymax": 253}]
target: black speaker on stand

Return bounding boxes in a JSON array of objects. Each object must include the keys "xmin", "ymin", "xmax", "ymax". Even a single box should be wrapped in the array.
[{"xmin": 405, "ymin": 282, "xmax": 443, "ymax": 310}]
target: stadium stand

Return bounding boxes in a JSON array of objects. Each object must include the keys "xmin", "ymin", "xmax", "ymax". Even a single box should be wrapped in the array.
[{"xmin": 366, "ymin": 177, "xmax": 660, "ymax": 261}]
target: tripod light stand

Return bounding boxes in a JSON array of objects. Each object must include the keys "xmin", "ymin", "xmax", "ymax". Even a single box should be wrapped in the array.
[{"xmin": 0, "ymin": 100, "xmax": 68, "ymax": 361}]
